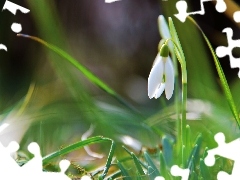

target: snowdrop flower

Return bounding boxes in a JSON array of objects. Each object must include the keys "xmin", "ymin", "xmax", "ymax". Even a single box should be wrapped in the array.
[{"xmin": 148, "ymin": 44, "xmax": 174, "ymax": 100}]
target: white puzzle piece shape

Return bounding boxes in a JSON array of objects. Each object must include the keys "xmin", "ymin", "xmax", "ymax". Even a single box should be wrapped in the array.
[
  {"xmin": 171, "ymin": 165, "xmax": 190, "ymax": 180},
  {"xmin": 174, "ymin": 0, "xmax": 226, "ymax": 22},
  {"xmin": 215, "ymin": 28, "xmax": 240, "ymax": 78},
  {"xmin": 205, "ymin": 132, "xmax": 240, "ymax": 179},
  {"xmin": 2, "ymin": 1, "xmax": 30, "ymax": 15}
]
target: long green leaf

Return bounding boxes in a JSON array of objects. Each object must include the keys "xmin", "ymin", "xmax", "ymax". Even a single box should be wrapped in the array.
[
  {"xmin": 117, "ymin": 161, "xmax": 131, "ymax": 180},
  {"xmin": 162, "ymin": 136, "xmax": 173, "ymax": 167},
  {"xmin": 187, "ymin": 133, "xmax": 202, "ymax": 170},
  {"xmin": 188, "ymin": 17, "xmax": 240, "ymax": 128},
  {"xmin": 159, "ymin": 151, "xmax": 172, "ymax": 180},
  {"xmin": 100, "ymin": 140, "xmax": 116, "ymax": 179},
  {"xmin": 144, "ymin": 152, "xmax": 160, "ymax": 178},
  {"xmin": 131, "ymin": 152, "xmax": 145, "ymax": 176},
  {"xmin": 168, "ymin": 18, "xmax": 185, "ymax": 63},
  {"xmin": 200, "ymin": 158, "xmax": 211, "ymax": 179},
  {"xmin": 42, "ymin": 136, "xmax": 112, "ymax": 165},
  {"xmin": 17, "ymin": 34, "xmax": 139, "ymax": 114}
]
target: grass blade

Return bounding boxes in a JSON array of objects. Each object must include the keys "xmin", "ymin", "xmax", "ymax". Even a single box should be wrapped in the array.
[
  {"xmin": 144, "ymin": 152, "xmax": 160, "ymax": 178},
  {"xmin": 187, "ymin": 133, "xmax": 202, "ymax": 170},
  {"xmin": 147, "ymin": 166, "xmax": 156, "ymax": 179},
  {"xmin": 131, "ymin": 152, "xmax": 145, "ymax": 176},
  {"xmin": 100, "ymin": 140, "xmax": 116, "ymax": 179},
  {"xmin": 168, "ymin": 18, "xmax": 185, "ymax": 62},
  {"xmin": 17, "ymin": 34, "xmax": 140, "ymax": 114},
  {"xmin": 200, "ymin": 158, "xmax": 211, "ymax": 179},
  {"xmin": 117, "ymin": 161, "xmax": 131, "ymax": 180},
  {"xmin": 159, "ymin": 151, "xmax": 172, "ymax": 180},
  {"xmin": 162, "ymin": 136, "xmax": 173, "ymax": 167},
  {"xmin": 42, "ymin": 136, "xmax": 112, "ymax": 165},
  {"xmin": 187, "ymin": 17, "xmax": 240, "ymax": 128}
]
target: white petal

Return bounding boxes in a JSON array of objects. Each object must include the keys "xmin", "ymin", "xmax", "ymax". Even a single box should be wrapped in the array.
[
  {"xmin": 158, "ymin": 15, "xmax": 173, "ymax": 52},
  {"xmin": 158, "ymin": 15, "xmax": 171, "ymax": 39},
  {"xmin": 148, "ymin": 54, "xmax": 164, "ymax": 99},
  {"xmin": 154, "ymin": 83, "xmax": 165, "ymax": 99},
  {"xmin": 152, "ymin": 52, "xmax": 161, "ymax": 66},
  {"xmin": 164, "ymin": 57, "xmax": 175, "ymax": 100}
]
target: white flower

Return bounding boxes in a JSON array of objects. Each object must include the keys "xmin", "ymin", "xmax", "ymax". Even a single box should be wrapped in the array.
[
  {"xmin": 148, "ymin": 16, "xmax": 175, "ymax": 100},
  {"xmin": 148, "ymin": 48, "xmax": 174, "ymax": 100}
]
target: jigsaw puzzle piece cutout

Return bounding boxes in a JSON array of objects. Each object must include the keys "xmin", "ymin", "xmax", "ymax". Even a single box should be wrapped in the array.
[
  {"xmin": 217, "ymin": 154, "xmax": 240, "ymax": 180},
  {"xmin": 174, "ymin": 0, "xmax": 226, "ymax": 22},
  {"xmin": 217, "ymin": 159, "xmax": 240, "ymax": 179},
  {"xmin": 174, "ymin": 0, "xmax": 208, "ymax": 22},
  {"xmin": 2, "ymin": 1, "xmax": 30, "ymax": 34},
  {"xmin": 217, "ymin": 171, "xmax": 235, "ymax": 180},
  {"xmin": 216, "ymin": 28, "xmax": 240, "ymax": 78},
  {"xmin": 21, "ymin": 142, "xmax": 42, "ymax": 174},
  {"xmin": 170, "ymin": 165, "xmax": 190, "ymax": 180},
  {"xmin": 205, "ymin": 132, "xmax": 240, "ymax": 165},
  {"xmin": 0, "ymin": 141, "xmax": 20, "ymax": 176},
  {"xmin": 154, "ymin": 176, "xmax": 165, "ymax": 180},
  {"xmin": 11, "ymin": 23, "xmax": 22, "ymax": 33},
  {"xmin": 7, "ymin": 141, "xmax": 19, "ymax": 158},
  {"xmin": 2, "ymin": 0, "xmax": 30, "ymax": 15},
  {"xmin": 204, "ymin": 132, "xmax": 226, "ymax": 166},
  {"xmin": 215, "ymin": 0, "xmax": 227, "ymax": 13},
  {"xmin": 0, "ymin": 141, "xmax": 71, "ymax": 179},
  {"xmin": 233, "ymin": 11, "xmax": 240, "ymax": 23},
  {"xmin": 0, "ymin": 44, "xmax": 7, "ymax": 51},
  {"xmin": 218, "ymin": 169, "xmax": 240, "ymax": 180},
  {"xmin": 205, "ymin": 132, "xmax": 240, "ymax": 179},
  {"xmin": 174, "ymin": 1, "xmax": 188, "ymax": 22},
  {"xmin": 40, "ymin": 160, "xmax": 71, "ymax": 180}
]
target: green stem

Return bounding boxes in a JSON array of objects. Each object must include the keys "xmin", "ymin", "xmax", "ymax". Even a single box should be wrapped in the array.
[
  {"xmin": 163, "ymin": 39, "xmax": 188, "ymax": 166},
  {"xmin": 165, "ymin": 39, "xmax": 187, "ymax": 84},
  {"xmin": 172, "ymin": 52, "xmax": 181, "ymax": 164},
  {"xmin": 182, "ymin": 82, "xmax": 187, "ymax": 166}
]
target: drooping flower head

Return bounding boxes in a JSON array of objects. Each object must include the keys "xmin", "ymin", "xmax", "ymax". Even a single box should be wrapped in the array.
[{"xmin": 148, "ymin": 44, "xmax": 174, "ymax": 100}]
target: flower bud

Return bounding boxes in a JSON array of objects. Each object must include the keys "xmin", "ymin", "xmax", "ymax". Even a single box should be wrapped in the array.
[{"xmin": 160, "ymin": 44, "xmax": 169, "ymax": 57}]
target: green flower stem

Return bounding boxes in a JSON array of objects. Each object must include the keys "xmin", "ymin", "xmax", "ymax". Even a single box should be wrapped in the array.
[
  {"xmin": 182, "ymin": 82, "xmax": 187, "ymax": 165},
  {"xmin": 172, "ymin": 50, "xmax": 181, "ymax": 164},
  {"xmin": 164, "ymin": 39, "xmax": 188, "ymax": 166}
]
